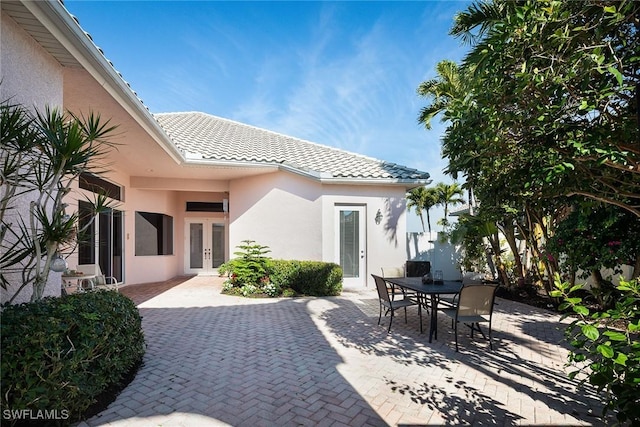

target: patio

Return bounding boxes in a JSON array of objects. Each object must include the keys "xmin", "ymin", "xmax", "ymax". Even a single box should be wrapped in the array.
[{"xmin": 78, "ymin": 276, "xmax": 610, "ymax": 426}]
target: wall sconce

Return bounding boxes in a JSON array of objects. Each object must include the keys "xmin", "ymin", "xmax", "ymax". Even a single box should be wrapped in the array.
[{"xmin": 375, "ymin": 209, "xmax": 383, "ymax": 225}]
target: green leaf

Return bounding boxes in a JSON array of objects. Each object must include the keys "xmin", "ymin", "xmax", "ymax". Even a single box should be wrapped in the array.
[
  {"xmin": 597, "ymin": 344, "xmax": 614, "ymax": 358},
  {"xmin": 603, "ymin": 5, "xmax": 616, "ymax": 13},
  {"xmin": 582, "ymin": 324, "xmax": 599, "ymax": 340},
  {"xmin": 558, "ymin": 302, "xmax": 571, "ymax": 311},
  {"xmin": 607, "ymin": 66, "xmax": 623, "ymax": 86},
  {"xmin": 613, "ymin": 353, "xmax": 627, "ymax": 366},
  {"xmin": 569, "ymin": 284, "xmax": 584, "ymax": 293},
  {"xmin": 573, "ymin": 305, "xmax": 589, "ymax": 316},
  {"xmin": 604, "ymin": 331, "xmax": 627, "ymax": 341}
]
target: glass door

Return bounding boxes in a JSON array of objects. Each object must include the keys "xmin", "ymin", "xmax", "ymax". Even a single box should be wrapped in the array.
[
  {"xmin": 335, "ymin": 206, "xmax": 366, "ymax": 287},
  {"xmin": 98, "ymin": 209, "xmax": 123, "ymax": 282},
  {"xmin": 185, "ymin": 219, "xmax": 225, "ymax": 275},
  {"xmin": 78, "ymin": 201, "xmax": 124, "ymax": 283}
]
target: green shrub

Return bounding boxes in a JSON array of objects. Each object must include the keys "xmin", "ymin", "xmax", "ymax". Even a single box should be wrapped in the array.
[
  {"xmin": 219, "ymin": 241, "xmax": 343, "ymax": 297},
  {"xmin": 270, "ymin": 260, "xmax": 343, "ymax": 296},
  {"xmin": 551, "ymin": 275, "xmax": 640, "ymax": 425},
  {"xmin": 281, "ymin": 287, "xmax": 297, "ymax": 298},
  {"xmin": 1, "ymin": 290, "xmax": 145, "ymax": 425},
  {"xmin": 217, "ymin": 262, "xmax": 232, "ymax": 277},
  {"xmin": 224, "ymin": 240, "xmax": 272, "ymax": 286}
]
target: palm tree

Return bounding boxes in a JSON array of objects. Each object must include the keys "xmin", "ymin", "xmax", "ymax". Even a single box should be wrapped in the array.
[
  {"xmin": 1, "ymin": 102, "xmax": 118, "ymax": 302},
  {"xmin": 417, "ymin": 60, "xmax": 465, "ymax": 130},
  {"xmin": 435, "ymin": 182, "xmax": 465, "ymax": 231},
  {"xmin": 406, "ymin": 187, "xmax": 428, "ymax": 232},
  {"xmin": 406, "ymin": 187, "xmax": 438, "ymax": 233},
  {"xmin": 423, "ymin": 187, "xmax": 439, "ymax": 233},
  {"xmin": 449, "ymin": 1, "xmax": 507, "ymax": 45}
]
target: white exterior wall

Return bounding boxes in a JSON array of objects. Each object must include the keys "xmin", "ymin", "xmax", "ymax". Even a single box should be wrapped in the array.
[
  {"xmin": 407, "ymin": 231, "xmax": 464, "ymax": 281},
  {"xmin": 228, "ymin": 172, "xmax": 411, "ymax": 289},
  {"xmin": 1, "ymin": 12, "xmax": 65, "ymax": 304},
  {"xmin": 321, "ymin": 185, "xmax": 408, "ymax": 288},
  {"xmin": 229, "ymin": 172, "xmax": 323, "ymax": 260}
]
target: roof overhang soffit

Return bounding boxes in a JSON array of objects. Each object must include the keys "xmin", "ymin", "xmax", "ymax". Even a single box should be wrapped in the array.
[
  {"xmin": 15, "ymin": 0, "xmax": 183, "ymax": 164},
  {"xmin": 184, "ymin": 158, "xmax": 430, "ymax": 188}
]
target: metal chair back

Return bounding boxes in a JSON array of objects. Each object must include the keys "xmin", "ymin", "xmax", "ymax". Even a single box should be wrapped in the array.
[
  {"xmin": 457, "ymin": 284, "xmax": 497, "ymax": 318},
  {"xmin": 372, "ymin": 274, "xmax": 392, "ymax": 304}
]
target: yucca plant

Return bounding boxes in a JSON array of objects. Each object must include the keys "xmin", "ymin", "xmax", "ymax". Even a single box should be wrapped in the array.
[{"xmin": 1, "ymin": 100, "xmax": 118, "ymax": 302}]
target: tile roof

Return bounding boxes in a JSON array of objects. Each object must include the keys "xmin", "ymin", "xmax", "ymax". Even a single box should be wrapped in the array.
[{"xmin": 154, "ymin": 112, "xmax": 430, "ymax": 183}]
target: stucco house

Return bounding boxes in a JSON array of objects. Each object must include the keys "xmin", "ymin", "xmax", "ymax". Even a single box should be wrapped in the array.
[{"xmin": 1, "ymin": 0, "xmax": 430, "ymax": 303}]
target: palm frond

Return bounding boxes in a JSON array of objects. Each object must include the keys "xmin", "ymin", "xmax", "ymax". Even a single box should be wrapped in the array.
[{"xmin": 451, "ymin": 0, "xmax": 509, "ymax": 44}]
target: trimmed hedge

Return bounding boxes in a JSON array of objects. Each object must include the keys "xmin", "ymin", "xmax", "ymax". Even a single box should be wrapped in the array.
[
  {"xmin": 1, "ymin": 290, "xmax": 145, "ymax": 425},
  {"xmin": 270, "ymin": 260, "xmax": 343, "ymax": 296}
]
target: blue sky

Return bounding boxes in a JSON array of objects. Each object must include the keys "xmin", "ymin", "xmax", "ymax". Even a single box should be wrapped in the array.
[{"xmin": 65, "ymin": 0, "xmax": 472, "ymax": 231}]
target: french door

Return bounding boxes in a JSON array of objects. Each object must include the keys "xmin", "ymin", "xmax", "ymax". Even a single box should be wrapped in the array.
[
  {"xmin": 335, "ymin": 206, "xmax": 366, "ymax": 287},
  {"xmin": 184, "ymin": 219, "xmax": 225, "ymax": 275}
]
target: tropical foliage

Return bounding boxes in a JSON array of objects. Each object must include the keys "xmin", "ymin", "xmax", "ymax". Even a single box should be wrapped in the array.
[
  {"xmin": 220, "ymin": 240, "xmax": 272, "ymax": 288},
  {"xmin": 417, "ymin": 0, "xmax": 640, "ymax": 291},
  {"xmin": 418, "ymin": 1, "xmax": 640, "ymax": 422},
  {"xmin": 406, "ymin": 186, "xmax": 438, "ymax": 233},
  {"xmin": 1, "ymin": 101, "xmax": 118, "ymax": 302},
  {"xmin": 434, "ymin": 182, "xmax": 465, "ymax": 231},
  {"xmin": 551, "ymin": 275, "xmax": 640, "ymax": 425},
  {"xmin": 406, "ymin": 182, "xmax": 465, "ymax": 233},
  {"xmin": 219, "ymin": 241, "xmax": 342, "ymax": 297},
  {"xmin": 547, "ymin": 202, "xmax": 640, "ymax": 308}
]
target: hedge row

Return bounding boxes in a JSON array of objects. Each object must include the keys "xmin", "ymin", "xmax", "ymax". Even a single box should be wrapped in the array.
[
  {"xmin": 269, "ymin": 260, "xmax": 343, "ymax": 296},
  {"xmin": 1, "ymin": 291, "xmax": 145, "ymax": 425}
]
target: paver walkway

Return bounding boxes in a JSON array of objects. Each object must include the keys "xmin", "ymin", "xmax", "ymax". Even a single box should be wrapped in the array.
[{"xmin": 78, "ymin": 276, "xmax": 611, "ymax": 426}]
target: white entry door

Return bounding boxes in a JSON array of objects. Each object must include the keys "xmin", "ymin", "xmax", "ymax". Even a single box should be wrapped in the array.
[
  {"xmin": 185, "ymin": 219, "xmax": 226, "ymax": 275},
  {"xmin": 335, "ymin": 206, "xmax": 366, "ymax": 287}
]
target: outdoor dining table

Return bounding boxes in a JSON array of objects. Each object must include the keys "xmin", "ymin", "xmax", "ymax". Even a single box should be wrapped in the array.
[
  {"xmin": 383, "ymin": 277, "xmax": 463, "ymax": 343},
  {"xmin": 61, "ymin": 274, "xmax": 96, "ymax": 295}
]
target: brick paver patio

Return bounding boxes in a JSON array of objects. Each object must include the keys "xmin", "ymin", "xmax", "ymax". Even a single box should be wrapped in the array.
[{"xmin": 77, "ymin": 276, "xmax": 611, "ymax": 426}]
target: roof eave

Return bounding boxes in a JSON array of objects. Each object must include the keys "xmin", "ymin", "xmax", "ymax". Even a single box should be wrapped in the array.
[
  {"xmin": 184, "ymin": 159, "xmax": 327, "ymax": 180},
  {"xmin": 184, "ymin": 158, "xmax": 280, "ymax": 171},
  {"xmin": 319, "ymin": 177, "xmax": 432, "ymax": 187},
  {"xmin": 185, "ymin": 158, "xmax": 431, "ymax": 187},
  {"xmin": 23, "ymin": 0, "xmax": 184, "ymax": 164}
]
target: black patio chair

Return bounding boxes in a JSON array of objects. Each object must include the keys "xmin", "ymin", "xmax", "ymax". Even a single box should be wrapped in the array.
[
  {"xmin": 372, "ymin": 274, "xmax": 422, "ymax": 333},
  {"xmin": 380, "ymin": 266, "xmax": 418, "ymax": 302},
  {"xmin": 440, "ymin": 284, "xmax": 498, "ymax": 351}
]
